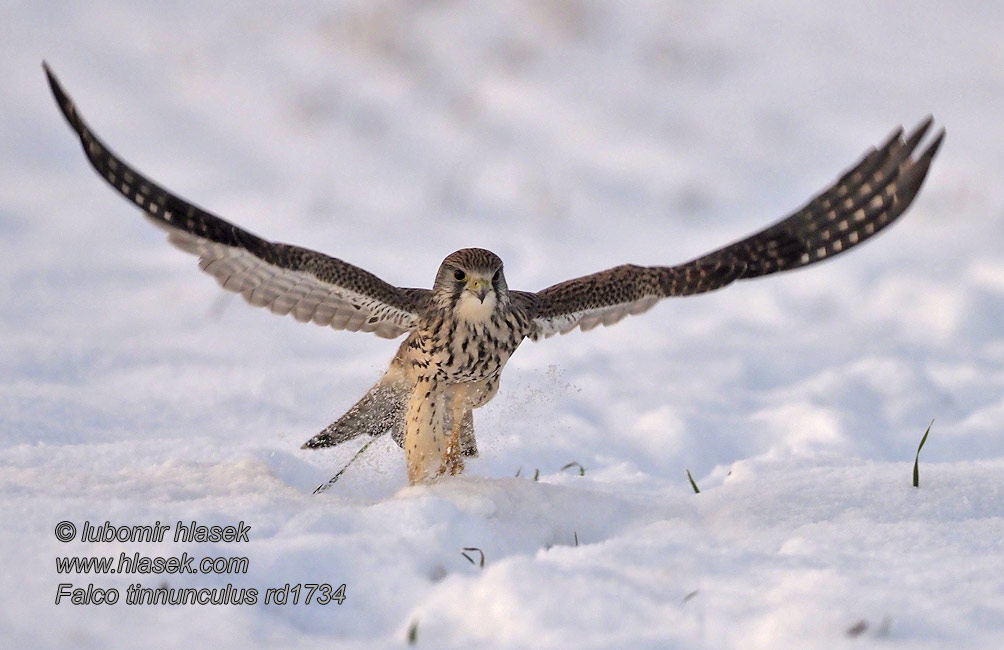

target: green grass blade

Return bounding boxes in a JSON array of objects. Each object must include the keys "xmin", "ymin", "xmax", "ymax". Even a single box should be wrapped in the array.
[
  {"xmin": 407, "ymin": 620, "xmax": 418, "ymax": 645},
  {"xmin": 462, "ymin": 547, "xmax": 485, "ymax": 568},
  {"xmin": 560, "ymin": 461, "xmax": 586, "ymax": 476},
  {"xmin": 686, "ymin": 469, "xmax": 700, "ymax": 494},
  {"xmin": 913, "ymin": 419, "xmax": 934, "ymax": 488}
]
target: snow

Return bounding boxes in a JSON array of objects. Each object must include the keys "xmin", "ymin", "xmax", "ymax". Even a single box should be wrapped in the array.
[{"xmin": 2, "ymin": 1, "xmax": 1003, "ymax": 648}]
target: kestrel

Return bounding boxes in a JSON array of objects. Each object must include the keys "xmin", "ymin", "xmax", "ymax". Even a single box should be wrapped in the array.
[{"xmin": 46, "ymin": 65, "xmax": 944, "ymax": 485}]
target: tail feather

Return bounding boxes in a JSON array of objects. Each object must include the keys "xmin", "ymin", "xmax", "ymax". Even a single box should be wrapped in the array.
[
  {"xmin": 301, "ymin": 381, "xmax": 480, "ymax": 458},
  {"xmin": 301, "ymin": 382, "xmax": 407, "ymax": 449}
]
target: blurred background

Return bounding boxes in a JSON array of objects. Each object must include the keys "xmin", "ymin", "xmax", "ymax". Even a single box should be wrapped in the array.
[
  {"xmin": 2, "ymin": 0, "xmax": 1002, "ymax": 480},
  {"xmin": 3, "ymin": 3, "xmax": 1004, "ymax": 648}
]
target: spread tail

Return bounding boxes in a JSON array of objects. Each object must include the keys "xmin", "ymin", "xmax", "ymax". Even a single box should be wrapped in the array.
[
  {"xmin": 301, "ymin": 382, "xmax": 407, "ymax": 449},
  {"xmin": 301, "ymin": 381, "xmax": 479, "ymax": 457}
]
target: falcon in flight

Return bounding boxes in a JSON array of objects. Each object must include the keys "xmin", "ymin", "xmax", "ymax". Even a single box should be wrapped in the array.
[{"xmin": 45, "ymin": 64, "xmax": 944, "ymax": 485}]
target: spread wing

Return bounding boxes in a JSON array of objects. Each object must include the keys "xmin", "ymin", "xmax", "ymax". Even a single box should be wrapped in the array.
[
  {"xmin": 520, "ymin": 118, "xmax": 944, "ymax": 339},
  {"xmin": 45, "ymin": 64, "xmax": 428, "ymax": 339}
]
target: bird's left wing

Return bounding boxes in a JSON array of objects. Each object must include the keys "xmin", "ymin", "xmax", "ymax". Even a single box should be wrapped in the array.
[
  {"xmin": 519, "ymin": 118, "xmax": 943, "ymax": 340},
  {"xmin": 45, "ymin": 64, "xmax": 428, "ymax": 339}
]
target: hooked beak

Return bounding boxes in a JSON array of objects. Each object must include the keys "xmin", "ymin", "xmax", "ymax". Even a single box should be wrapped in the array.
[{"xmin": 467, "ymin": 278, "xmax": 490, "ymax": 303}]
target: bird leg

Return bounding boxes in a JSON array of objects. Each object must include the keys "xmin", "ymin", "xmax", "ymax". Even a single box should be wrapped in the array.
[
  {"xmin": 404, "ymin": 379, "xmax": 447, "ymax": 485},
  {"xmin": 438, "ymin": 391, "xmax": 469, "ymax": 477},
  {"xmin": 458, "ymin": 411, "xmax": 477, "ymax": 457}
]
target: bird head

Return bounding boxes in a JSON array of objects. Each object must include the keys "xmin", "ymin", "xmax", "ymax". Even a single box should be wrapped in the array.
[{"xmin": 434, "ymin": 248, "xmax": 508, "ymax": 321}]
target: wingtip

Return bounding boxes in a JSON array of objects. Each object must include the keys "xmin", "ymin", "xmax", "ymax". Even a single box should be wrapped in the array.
[
  {"xmin": 891, "ymin": 120, "xmax": 944, "ymax": 213},
  {"xmin": 42, "ymin": 60, "xmax": 79, "ymax": 131},
  {"xmin": 879, "ymin": 124, "xmax": 905, "ymax": 152},
  {"xmin": 922, "ymin": 127, "xmax": 946, "ymax": 162},
  {"xmin": 902, "ymin": 116, "xmax": 935, "ymax": 152},
  {"xmin": 42, "ymin": 60, "xmax": 62, "ymax": 98}
]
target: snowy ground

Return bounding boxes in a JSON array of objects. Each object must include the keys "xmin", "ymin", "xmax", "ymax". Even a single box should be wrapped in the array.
[{"xmin": 2, "ymin": 1, "xmax": 1003, "ymax": 648}]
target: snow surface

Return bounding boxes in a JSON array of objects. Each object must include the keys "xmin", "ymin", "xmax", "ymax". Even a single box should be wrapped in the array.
[{"xmin": 2, "ymin": 1, "xmax": 1003, "ymax": 648}]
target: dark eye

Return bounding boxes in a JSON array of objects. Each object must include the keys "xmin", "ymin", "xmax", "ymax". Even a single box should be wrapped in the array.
[
  {"xmin": 453, "ymin": 269, "xmax": 467, "ymax": 282},
  {"xmin": 492, "ymin": 269, "xmax": 501, "ymax": 283}
]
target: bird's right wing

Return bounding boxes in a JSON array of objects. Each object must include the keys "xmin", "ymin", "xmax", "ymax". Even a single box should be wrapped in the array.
[{"xmin": 45, "ymin": 64, "xmax": 428, "ymax": 339}]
